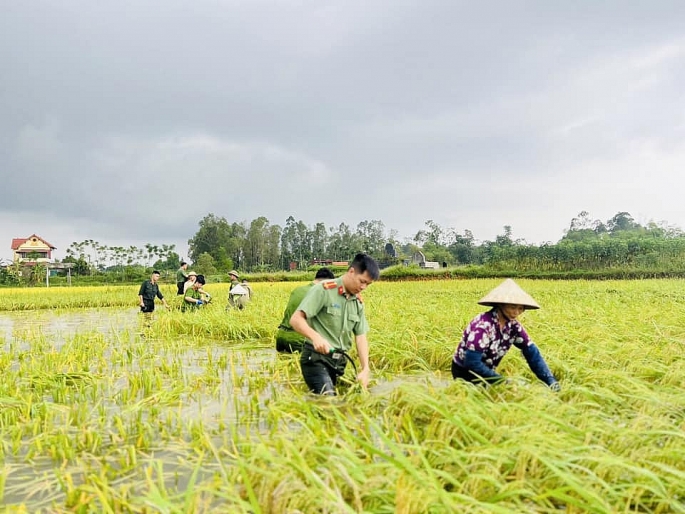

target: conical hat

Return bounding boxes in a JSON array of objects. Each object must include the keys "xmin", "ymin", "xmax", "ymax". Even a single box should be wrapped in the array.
[
  {"xmin": 478, "ymin": 279, "xmax": 540, "ymax": 309},
  {"xmin": 230, "ymin": 284, "xmax": 248, "ymax": 296}
]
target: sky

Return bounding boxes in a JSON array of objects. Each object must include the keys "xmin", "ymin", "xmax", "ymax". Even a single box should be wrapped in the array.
[{"xmin": 2, "ymin": 0, "xmax": 685, "ymax": 263}]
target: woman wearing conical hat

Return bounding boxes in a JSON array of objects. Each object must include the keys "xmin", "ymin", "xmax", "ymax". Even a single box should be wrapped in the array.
[{"xmin": 451, "ymin": 279, "xmax": 560, "ymax": 390}]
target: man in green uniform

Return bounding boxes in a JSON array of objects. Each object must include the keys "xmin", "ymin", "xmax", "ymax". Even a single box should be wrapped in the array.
[
  {"xmin": 182, "ymin": 274, "xmax": 208, "ymax": 311},
  {"xmin": 176, "ymin": 261, "xmax": 189, "ymax": 295},
  {"xmin": 138, "ymin": 270, "xmax": 169, "ymax": 313},
  {"xmin": 290, "ymin": 254, "xmax": 380, "ymax": 395},
  {"xmin": 276, "ymin": 267, "xmax": 335, "ymax": 353}
]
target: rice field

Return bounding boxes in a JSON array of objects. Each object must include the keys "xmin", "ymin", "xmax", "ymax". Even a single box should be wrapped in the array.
[{"xmin": 0, "ymin": 278, "xmax": 684, "ymax": 513}]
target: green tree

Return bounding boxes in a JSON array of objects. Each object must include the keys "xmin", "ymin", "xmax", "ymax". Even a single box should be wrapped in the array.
[
  {"xmin": 280, "ymin": 217, "xmax": 312, "ymax": 268},
  {"xmin": 195, "ymin": 252, "xmax": 218, "ymax": 276},
  {"xmin": 449, "ymin": 229, "xmax": 477, "ymax": 264},
  {"xmin": 311, "ymin": 222, "xmax": 328, "ymax": 260},
  {"xmin": 214, "ymin": 247, "xmax": 233, "ymax": 272},
  {"xmin": 356, "ymin": 220, "xmax": 386, "ymax": 257},
  {"xmin": 144, "ymin": 243, "xmax": 160, "ymax": 268},
  {"xmin": 244, "ymin": 216, "xmax": 279, "ymax": 270},
  {"xmin": 328, "ymin": 223, "xmax": 357, "ymax": 261},
  {"xmin": 153, "ymin": 247, "xmax": 181, "ymax": 271},
  {"xmin": 188, "ymin": 214, "xmax": 247, "ymax": 267}
]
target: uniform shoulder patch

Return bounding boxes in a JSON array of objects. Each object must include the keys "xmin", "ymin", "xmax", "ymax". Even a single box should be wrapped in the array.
[{"xmin": 323, "ymin": 281, "xmax": 337, "ymax": 290}]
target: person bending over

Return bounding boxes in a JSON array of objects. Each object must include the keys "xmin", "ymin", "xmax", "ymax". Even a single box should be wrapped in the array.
[
  {"xmin": 182, "ymin": 274, "xmax": 209, "ymax": 311},
  {"xmin": 451, "ymin": 278, "xmax": 560, "ymax": 391}
]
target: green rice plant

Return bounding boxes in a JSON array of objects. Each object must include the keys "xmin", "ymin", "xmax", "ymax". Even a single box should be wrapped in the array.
[{"xmin": 1, "ymin": 279, "xmax": 685, "ymax": 512}]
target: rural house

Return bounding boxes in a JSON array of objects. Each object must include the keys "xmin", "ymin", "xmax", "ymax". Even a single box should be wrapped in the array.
[
  {"xmin": 411, "ymin": 250, "xmax": 440, "ymax": 269},
  {"xmin": 11, "ymin": 234, "xmax": 56, "ymax": 263}
]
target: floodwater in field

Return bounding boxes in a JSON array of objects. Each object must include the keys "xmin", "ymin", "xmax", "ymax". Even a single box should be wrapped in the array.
[
  {"xmin": 0, "ymin": 307, "xmax": 445, "ymax": 509},
  {"xmin": 0, "ymin": 307, "xmax": 141, "ymax": 347}
]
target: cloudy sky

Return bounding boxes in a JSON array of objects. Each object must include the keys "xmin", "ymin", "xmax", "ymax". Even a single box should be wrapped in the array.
[{"xmin": 2, "ymin": 0, "xmax": 684, "ymax": 262}]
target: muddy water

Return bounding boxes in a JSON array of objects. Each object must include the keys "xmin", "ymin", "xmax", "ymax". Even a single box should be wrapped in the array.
[
  {"xmin": 0, "ymin": 308, "xmax": 444, "ymax": 509},
  {"xmin": 0, "ymin": 307, "xmax": 141, "ymax": 348}
]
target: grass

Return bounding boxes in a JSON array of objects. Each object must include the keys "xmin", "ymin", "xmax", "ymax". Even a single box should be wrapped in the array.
[{"xmin": 0, "ymin": 279, "xmax": 684, "ymax": 512}]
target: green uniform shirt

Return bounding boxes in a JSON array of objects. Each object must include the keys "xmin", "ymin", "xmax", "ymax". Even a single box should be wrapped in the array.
[
  {"xmin": 279, "ymin": 282, "xmax": 315, "ymax": 331},
  {"xmin": 296, "ymin": 276, "xmax": 369, "ymax": 352},
  {"xmin": 176, "ymin": 267, "xmax": 188, "ymax": 283},
  {"xmin": 276, "ymin": 282, "xmax": 315, "ymax": 350},
  {"xmin": 182, "ymin": 287, "xmax": 202, "ymax": 311}
]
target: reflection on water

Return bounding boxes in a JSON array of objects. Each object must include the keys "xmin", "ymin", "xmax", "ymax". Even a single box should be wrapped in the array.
[
  {"xmin": 0, "ymin": 307, "xmax": 445, "ymax": 509},
  {"xmin": 0, "ymin": 307, "xmax": 141, "ymax": 347}
]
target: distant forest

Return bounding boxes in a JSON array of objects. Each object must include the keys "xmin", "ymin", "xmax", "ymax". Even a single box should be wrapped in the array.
[
  {"xmin": 182, "ymin": 211, "xmax": 685, "ymax": 274},
  {"xmin": 3, "ymin": 210, "xmax": 683, "ymax": 285}
]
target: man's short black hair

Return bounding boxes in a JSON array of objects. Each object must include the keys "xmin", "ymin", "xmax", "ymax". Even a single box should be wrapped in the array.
[
  {"xmin": 196, "ymin": 274, "xmax": 206, "ymax": 285},
  {"xmin": 315, "ymin": 267, "xmax": 335, "ymax": 280},
  {"xmin": 152, "ymin": 270, "xmax": 161, "ymax": 275},
  {"xmin": 180, "ymin": 261, "xmax": 187, "ymax": 266},
  {"xmin": 349, "ymin": 253, "xmax": 380, "ymax": 280}
]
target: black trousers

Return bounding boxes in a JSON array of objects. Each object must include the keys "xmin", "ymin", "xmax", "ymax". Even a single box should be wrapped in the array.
[
  {"xmin": 300, "ymin": 343, "xmax": 347, "ymax": 395},
  {"xmin": 141, "ymin": 300, "xmax": 155, "ymax": 313}
]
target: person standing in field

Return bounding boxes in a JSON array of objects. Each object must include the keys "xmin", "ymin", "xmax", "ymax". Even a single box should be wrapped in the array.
[
  {"xmin": 138, "ymin": 270, "xmax": 169, "ymax": 313},
  {"xmin": 182, "ymin": 274, "xmax": 208, "ymax": 311},
  {"xmin": 451, "ymin": 278, "xmax": 560, "ymax": 390},
  {"xmin": 241, "ymin": 279, "xmax": 253, "ymax": 301},
  {"xmin": 176, "ymin": 261, "xmax": 189, "ymax": 295},
  {"xmin": 228, "ymin": 270, "xmax": 240, "ymax": 289},
  {"xmin": 290, "ymin": 254, "xmax": 380, "ymax": 395},
  {"xmin": 276, "ymin": 267, "xmax": 335, "ymax": 353},
  {"xmin": 227, "ymin": 270, "xmax": 249, "ymax": 310}
]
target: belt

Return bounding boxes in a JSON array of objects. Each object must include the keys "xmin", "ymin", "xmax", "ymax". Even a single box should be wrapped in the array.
[{"xmin": 303, "ymin": 342, "xmax": 358, "ymax": 377}]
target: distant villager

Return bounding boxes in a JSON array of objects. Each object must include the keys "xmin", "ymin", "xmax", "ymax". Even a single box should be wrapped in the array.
[
  {"xmin": 176, "ymin": 261, "xmax": 189, "ymax": 295},
  {"xmin": 183, "ymin": 271, "xmax": 197, "ymax": 294},
  {"xmin": 138, "ymin": 270, "xmax": 169, "ymax": 313},
  {"xmin": 227, "ymin": 270, "xmax": 250, "ymax": 310}
]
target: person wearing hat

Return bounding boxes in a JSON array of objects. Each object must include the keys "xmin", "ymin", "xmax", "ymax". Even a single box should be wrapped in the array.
[
  {"xmin": 228, "ymin": 270, "xmax": 240, "ymax": 287},
  {"xmin": 176, "ymin": 261, "xmax": 189, "ymax": 295},
  {"xmin": 227, "ymin": 270, "xmax": 248, "ymax": 310},
  {"xmin": 183, "ymin": 271, "xmax": 211, "ymax": 299},
  {"xmin": 182, "ymin": 271, "xmax": 198, "ymax": 294},
  {"xmin": 275, "ymin": 267, "xmax": 335, "ymax": 353},
  {"xmin": 451, "ymin": 279, "xmax": 560, "ymax": 391},
  {"xmin": 182, "ymin": 274, "xmax": 209, "ymax": 311}
]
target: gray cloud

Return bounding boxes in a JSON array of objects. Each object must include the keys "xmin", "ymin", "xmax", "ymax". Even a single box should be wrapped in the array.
[{"xmin": 2, "ymin": 0, "xmax": 685, "ymax": 260}]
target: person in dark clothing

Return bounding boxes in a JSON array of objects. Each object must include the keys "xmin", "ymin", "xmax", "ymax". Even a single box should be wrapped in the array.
[
  {"xmin": 176, "ymin": 261, "xmax": 189, "ymax": 295},
  {"xmin": 138, "ymin": 270, "xmax": 169, "ymax": 313}
]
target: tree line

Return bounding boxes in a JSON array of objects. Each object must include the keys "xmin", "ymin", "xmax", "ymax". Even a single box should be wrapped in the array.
[
  {"xmin": 185, "ymin": 210, "xmax": 685, "ymax": 274},
  {"xmin": 3, "ymin": 210, "xmax": 683, "ymax": 286}
]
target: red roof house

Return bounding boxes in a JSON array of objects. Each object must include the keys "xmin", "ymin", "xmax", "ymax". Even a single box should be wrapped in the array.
[{"xmin": 11, "ymin": 234, "xmax": 56, "ymax": 263}]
